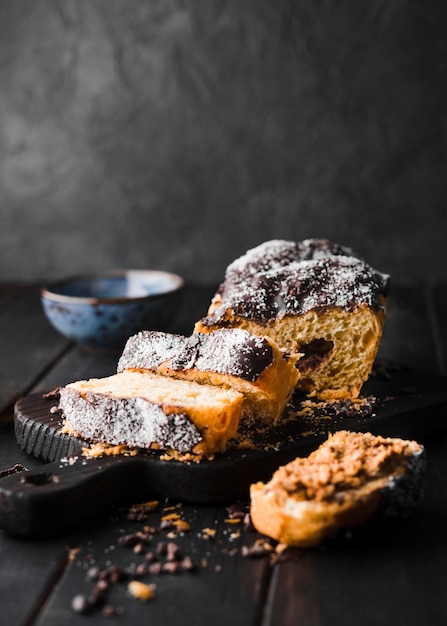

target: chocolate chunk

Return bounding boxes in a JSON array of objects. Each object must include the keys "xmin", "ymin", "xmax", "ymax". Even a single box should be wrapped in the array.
[{"xmin": 180, "ymin": 556, "xmax": 196, "ymax": 571}]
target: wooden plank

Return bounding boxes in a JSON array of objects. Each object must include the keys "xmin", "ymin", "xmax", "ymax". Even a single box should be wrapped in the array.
[
  {"xmin": 2, "ymin": 283, "xmax": 445, "ymax": 626},
  {"xmin": 0, "ymin": 284, "xmax": 34, "ymax": 302},
  {"xmin": 0, "ymin": 420, "xmax": 69, "ymax": 626},
  {"xmin": 0, "ymin": 288, "xmax": 70, "ymax": 416},
  {"xmin": 33, "ymin": 430, "xmax": 447, "ymax": 626},
  {"xmin": 2, "ymin": 284, "xmax": 271, "ymax": 623},
  {"xmin": 30, "ymin": 285, "xmax": 217, "ymax": 392},
  {"xmin": 264, "ymin": 430, "xmax": 447, "ymax": 626},
  {"xmin": 264, "ymin": 285, "xmax": 447, "ymax": 625},
  {"xmin": 0, "ymin": 532, "xmax": 70, "ymax": 626},
  {"xmin": 34, "ymin": 502, "xmax": 271, "ymax": 625},
  {"xmin": 32, "ymin": 345, "xmax": 118, "ymax": 391}
]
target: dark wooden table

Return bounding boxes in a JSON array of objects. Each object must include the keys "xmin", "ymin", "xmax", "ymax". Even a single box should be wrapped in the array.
[{"xmin": 1, "ymin": 283, "xmax": 447, "ymax": 626}]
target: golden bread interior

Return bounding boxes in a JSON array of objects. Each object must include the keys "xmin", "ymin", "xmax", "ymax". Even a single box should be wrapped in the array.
[
  {"xmin": 148, "ymin": 335, "xmax": 300, "ymax": 424},
  {"xmin": 195, "ymin": 301, "xmax": 385, "ymax": 400}
]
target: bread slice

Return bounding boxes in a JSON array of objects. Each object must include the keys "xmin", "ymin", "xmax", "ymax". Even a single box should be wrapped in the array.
[
  {"xmin": 195, "ymin": 239, "xmax": 389, "ymax": 400},
  {"xmin": 250, "ymin": 430, "xmax": 425, "ymax": 547},
  {"xmin": 59, "ymin": 370, "xmax": 243, "ymax": 455},
  {"xmin": 117, "ymin": 328, "xmax": 300, "ymax": 425}
]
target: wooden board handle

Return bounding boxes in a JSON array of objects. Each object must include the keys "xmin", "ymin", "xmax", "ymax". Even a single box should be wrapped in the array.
[{"xmin": 0, "ymin": 455, "xmax": 149, "ymax": 536}]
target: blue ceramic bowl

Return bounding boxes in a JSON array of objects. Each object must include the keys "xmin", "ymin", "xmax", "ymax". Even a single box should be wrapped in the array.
[{"xmin": 41, "ymin": 270, "xmax": 184, "ymax": 351}]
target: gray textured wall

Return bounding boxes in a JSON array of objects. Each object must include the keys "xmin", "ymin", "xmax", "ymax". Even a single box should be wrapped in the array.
[{"xmin": 1, "ymin": 0, "xmax": 446, "ymax": 285}]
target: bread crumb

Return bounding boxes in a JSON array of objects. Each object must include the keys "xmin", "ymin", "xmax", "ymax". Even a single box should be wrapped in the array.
[
  {"xmin": 159, "ymin": 450, "xmax": 213, "ymax": 463},
  {"xmin": 201, "ymin": 528, "xmax": 216, "ymax": 540},
  {"xmin": 128, "ymin": 580, "xmax": 156, "ymax": 602},
  {"xmin": 161, "ymin": 513, "xmax": 181, "ymax": 521},
  {"xmin": 174, "ymin": 519, "xmax": 191, "ymax": 532},
  {"xmin": 82, "ymin": 442, "xmax": 139, "ymax": 458}
]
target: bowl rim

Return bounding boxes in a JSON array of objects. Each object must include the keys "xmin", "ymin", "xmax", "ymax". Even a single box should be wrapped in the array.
[{"xmin": 41, "ymin": 269, "xmax": 184, "ymax": 305}]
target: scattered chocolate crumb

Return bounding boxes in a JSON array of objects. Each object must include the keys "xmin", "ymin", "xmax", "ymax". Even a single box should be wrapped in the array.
[
  {"xmin": 133, "ymin": 543, "xmax": 145, "ymax": 555},
  {"xmin": 119, "ymin": 531, "xmax": 151, "ymax": 548},
  {"xmin": 144, "ymin": 551, "xmax": 157, "ymax": 563},
  {"xmin": 159, "ymin": 519, "xmax": 176, "ymax": 531},
  {"xmin": 162, "ymin": 561, "xmax": 180, "ymax": 574},
  {"xmin": 94, "ymin": 579, "xmax": 109, "ymax": 594},
  {"xmin": 148, "ymin": 561, "xmax": 162, "ymax": 576},
  {"xmin": 300, "ymin": 396, "xmax": 379, "ymax": 420},
  {"xmin": 180, "ymin": 556, "xmax": 196, "ymax": 571},
  {"xmin": 69, "ymin": 498, "xmax": 204, "ymax": 617},
  {"xmin": 98, "ymin": 565, "xmax": 128, "ymax": 585},
  {"xmin": 89, "ymin": 581, "xmax": 108, "ymax": 605},
  {"xmin": 135, "ymin": 563, "xmax": 148, "ymax": 577},
  {"xmin": 102, "ymin": 604, "xmax": 119, "ymax": 618},
  {"xmin": 127, "ymin": 501, "xmax": 160, "ymax": 521},
  {"xmin": 226, "ymin": 503, "xmax": 247, "ymax": 520},
  {"xmin": 0, "ymin": 463, "xmax": 27, "ymax": 479},
  {"xmin": 69, "ymin": 496, "xmax": 261, "ymax": 618},
  {"xmin": 241, "ymin": 539, "xmax": 275, "ymax": 558},
  {"xmin": 118, "ymin": 534, "xmax": 136, "ymax": 547},
  {"xmin": 243, "ymin": 513, "xmax": 255, "ymax": 532},
  {"xmin": 166, "ymin": 542, "xmax": 180, "ymax": 562},
  {"xmin": 42, "ymin": 387, "xmax": 60, "ymax": 399}
]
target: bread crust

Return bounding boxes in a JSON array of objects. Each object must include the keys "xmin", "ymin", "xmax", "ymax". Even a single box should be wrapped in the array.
[
  {"xmin": 118, "ymin": 329, "xmax": 300, "ymax": 424},
  {"xmin": 195, "ymin": 239, "xmax": 389, "ymax": 399},
  {"xmin": 249, "ymin": 431, "xmax": 425, "ymax": 547},
  {"xmin": 197, "ymin": 304, "xmax": 385, "ymax": 399}
]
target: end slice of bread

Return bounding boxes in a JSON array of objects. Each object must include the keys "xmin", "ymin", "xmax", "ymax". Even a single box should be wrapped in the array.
[
  {"xmin": 59, "ymin": 370, "xmax": 244, "ymax": 455},
  {"xmin": 250, "ymin": 430, "xmax": 425, "ymax": 547}
]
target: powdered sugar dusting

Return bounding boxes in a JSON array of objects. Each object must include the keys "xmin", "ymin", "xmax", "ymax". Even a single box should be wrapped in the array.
[
  {"xmin": 118, "ymin": 331, "xmax": 185, "ymax": 372},
  {"xmin": 119, "ymin": 328, "xmax": 274, "ymax": 383},
  {"xmin": 225, "ymin": 238, "xmax": 357, "ymax": 284},
  {"xmin": 59, "ymin": 388, "xmax": 202, "ymax": 452},
  {"xmin": 170, "ymin": 329, "xmax": 273, "ymax": 382},
  {"xmin": 204, "ymin": 239, "xmax": 389, "ymax": 324}
]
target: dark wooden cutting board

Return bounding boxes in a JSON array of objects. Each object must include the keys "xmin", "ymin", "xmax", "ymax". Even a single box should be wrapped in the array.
[{"xmin": 1, "ymin": 362, "xmax": 447, "ymax": 536}]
